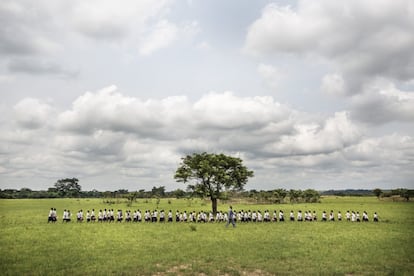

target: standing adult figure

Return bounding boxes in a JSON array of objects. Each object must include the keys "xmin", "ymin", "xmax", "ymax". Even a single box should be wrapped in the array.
[{"xmin": 226, "ymin": 206, "xmax": 236, "ymax": 228}]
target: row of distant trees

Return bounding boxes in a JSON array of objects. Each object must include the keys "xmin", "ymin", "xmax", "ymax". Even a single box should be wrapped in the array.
[
  {"xmin": 1, "ymin": 180, "xmax": 411, "ymax": 202},
  {"xmin": 0, "ymin": 183, "xmax": 320, "ymax": 204},
  {"xmin": 1, "ymin": 153, "xmax": 413, "ymax": 206},
  {"xmin": 372, "ymin": 188, "xmax": 413, "ymax": 201}
]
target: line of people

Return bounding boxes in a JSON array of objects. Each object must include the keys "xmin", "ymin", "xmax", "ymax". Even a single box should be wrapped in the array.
[{"xmin": 48, "ymin": 208, "xmax": 379, "ymax": 223}]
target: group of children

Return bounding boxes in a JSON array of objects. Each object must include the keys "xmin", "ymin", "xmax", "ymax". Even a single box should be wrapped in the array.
[{"xmin": 48, "ymin": 208, "xmax": 379, "ymax": 223}]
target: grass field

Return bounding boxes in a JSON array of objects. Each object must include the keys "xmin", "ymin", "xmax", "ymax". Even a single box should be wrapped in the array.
[{"xmin": 0, "ymin": 197, "xmax": 413, "ymax": 275}]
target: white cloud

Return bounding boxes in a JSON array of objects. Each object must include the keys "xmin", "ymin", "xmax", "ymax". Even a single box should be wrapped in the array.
[
  {"xmin": 257, "ymin": 63, "xmax": 284, "ymax": 90},
  {"xmin": 244, "ymin": 0, "xmax": 414, "ymax": 95},
  {"xmin": 13, "ymin": 98, "xmax": 55, "ymax": 129},
  {"xmin": 262, "ymin": 112, "xmax": 361, "ymax": 157},
  {"xmin": 139, "ymin": 20, "xmax": 179, "ymax": 56},
  {"xmin": 71, "ymin": 0, "xmax": 171, "ymax": 41},
  {"xmin": 350, "ymin": 81, "xmax": 414, "ymax": 124},
  {"xmin": 138, "ymin": 20, "xmax": 200, "ymax": 56},
  {"xmin": 3, "ymin": 85, "xmax": 413, "ymax": 190},
  {"xmin": 321, "ymin": 73, "xmax": 345, "ymax": 96},
  {"xmin": 1, "ymin": 0, "xmax": 414, "ymax": 191}
]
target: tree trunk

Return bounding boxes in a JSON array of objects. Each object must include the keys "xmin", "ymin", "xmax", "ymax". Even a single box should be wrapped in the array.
[{"xmin": 211, "ymin": 197, "xmax": 217, "ymax": 216}]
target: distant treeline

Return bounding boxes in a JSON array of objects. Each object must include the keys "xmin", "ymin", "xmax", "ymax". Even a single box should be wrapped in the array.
[
  {"xmin": 321, "ymin": 188, "xmax": 413, "ymax": 201},
  {"xmin": 1, "ymin": 186, "xmax": 412, "ymax": 202},
  {"xmin": 321, "ymin": 189, "xmax": 374, "ymax": 196}
]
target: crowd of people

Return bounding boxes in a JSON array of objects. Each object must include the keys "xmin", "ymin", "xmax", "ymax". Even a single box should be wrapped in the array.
[{"xmin": 47, "ymin": 207, "xmax": 379, "ymax": 223}]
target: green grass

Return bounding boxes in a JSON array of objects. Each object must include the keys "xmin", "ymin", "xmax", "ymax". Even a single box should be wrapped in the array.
[{"xmin": 0, "ymin": 197, "xmax": 413, "ymax": 275}]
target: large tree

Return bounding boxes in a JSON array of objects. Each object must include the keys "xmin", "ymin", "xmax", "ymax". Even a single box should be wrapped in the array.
[
  {"xmin": 174, "ymin": 152, "xmax": 254, "ymax": 214},
  {"xmin": 54, "ymin": 178, "xmax": 81, "ymax": 197}
]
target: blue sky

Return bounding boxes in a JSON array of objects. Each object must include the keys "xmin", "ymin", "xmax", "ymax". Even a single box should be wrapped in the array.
[{"xmin": 1, "ymin": 0, "xmax": 413, "ymax": 191}]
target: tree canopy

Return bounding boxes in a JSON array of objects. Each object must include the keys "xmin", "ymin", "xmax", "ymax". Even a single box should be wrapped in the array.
[
  {"xmin": 174, "ymin": 152, "xmax": 254, "ymax": 214},
  {"xmin": 54, "ymin": 178, "xmax": 81, "ymax": 197}
]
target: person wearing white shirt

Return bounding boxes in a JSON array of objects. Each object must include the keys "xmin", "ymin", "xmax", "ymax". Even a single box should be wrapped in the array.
[
  {"xmin": 168, "ymin": 210, "xmax": 173, "ymax": 222},
  {"xmin": 272, "ymin": 210, "xmax": 277, "ymax": 222},
  {"xmin": 373, "ymin": 212, "xmax": 379, "ymax": 222},
  {"xmin": 103, "ymin": 209, "xmax": 108, "ymax": 221},
  {"xmin": 362, "ymin": 211, "xmax": 368, "ymax": 222},
  {"xmin": 48, "ymin": 208, "xmax": 54, "ymax": 223},
  {"xmin": 290, "ymin": 211, "xmax": 295, "ymax": 221},
  {"xmin": 152, "ymin": 210, "xmax": 158, "ymax": 223},
  {"xmin": 86, "ymin": 210, "xmax": 91, "ymax": 222},
  {"xmin": 329, "ymin": 211, "xmax": 334, "ymax": 221},
  {"xmin": 322, "ymin": 211, "xmax": 327, "ymax": 221},
  {"xmin": 110, "ymin": 209, "xmax": 115, "ymax": 222},
  {"xmin": 98, "ymin": 210, "xmax": 103, "ymax": 222},
  {"xmin": 159, "ymin": 210, "xmax": 165, "ymax": 222},
  {"xmin": 214, "ymin": 212, "xmax": 219, "ymax": 222},
  {"xmin": 337, "ymin": 211, "xmax": 342, "ymax": 221},
  {"xmin": 279, "ymin": 210, "xmax": 284, "ymax": 222},
  {"xmin": 117, "ymin": 210, "xmax": 123, "ymax": 222},
  {"xmin": 126, "ymin": 210, "xmax": 132, "ymax": 222},
  {"xmin": 297, "ymin": 211, "xmax": 303, "ymax": 222},
  {"xmin": 91, "ymin": 209, "xmax": 96, "ymax": 222},
  {"xmin": 77, "ymin": 210, "xmax": 83, "ymax": 223},
  {"xmin": 257, "ymin": 211, "xmax": 263, "ymax": 222}
]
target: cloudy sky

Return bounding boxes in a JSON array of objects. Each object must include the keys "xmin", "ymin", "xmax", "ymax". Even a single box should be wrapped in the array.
[{"xmin": 1, "ymin": 0, "xmax": 414, "ymax": 192}]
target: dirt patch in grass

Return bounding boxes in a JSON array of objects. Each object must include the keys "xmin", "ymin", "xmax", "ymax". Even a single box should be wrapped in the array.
[{"xmin": 154, "ymin": 264, "xmax": 274, "ymax": 276}]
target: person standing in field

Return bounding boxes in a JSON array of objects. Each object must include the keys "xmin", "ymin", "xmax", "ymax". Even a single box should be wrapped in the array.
[
  {"xmin": 48, "ymin": 208, "xmax": 54, "ymax": 223},
  {"xmin": 168, "ymin": 210, "xmax": 173, "ymax": 222},
  {"xmin": 322, "ymin": 211, "xmax": 327, "ymax": 221},
  {"xmin": 226, "ymin": 206, "xmax": 236, "ymax": 227},
  {"xmin": 159, "ymin": 210, "xmax": 165, "ymax": 222},
  {"xmin": 297, "ymin": 210, "xmax": 303, "ymax": 222},
  {"xmin": 272, "ymin": 210, "xmax": 278, "ymax": 222},
  {"xmin": 98, "ymin": 210, "xmax": 103, "ymax": 222},
  {"xmin": 290, "ymin": 210, "xmax": 295, "ymax": 221},
  {"xmin": 362, "ymin": 211, "xmax": 369, "ymax": 222},
  {"xmin": 91, "ymin": 209, "xmax": 96, "ymax": 222},
  {"xmin": 86, "ymin": 210, "xmax": 91, "ymax": 222},
  {"xmin": 373, "ymin": 212, "xmax": 379, "ymax": 222},
  {"xmin": 279, "ymin": 210, "xmax": 284, "ymax": 222},
  {"xmin": 329, "ymin": 210, "xmax": 335, "ymax": 221}
]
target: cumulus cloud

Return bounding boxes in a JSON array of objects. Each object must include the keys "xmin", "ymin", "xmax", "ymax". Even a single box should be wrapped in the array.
[
  {"xmin": 350, "ymin": 81, "xmax": 414, "ymax": 124},
  {"xmin": 0, "ymin": 0, "xmax": 193, "ymax": 78},
  {"xmin": 71, "ymin": 0, "xmax": 171, "ymax": 41},
  {"xmin": 3, "ymin": 85, "xmax": 413, "ymax": 190},
  {"xmin": 13, "ymin": 98, "xmax": 55, "ymax": 129},
  {"xmin": 244, "ymin": 0, "xmax": 414, "ymax": 95},
  {"xmin": 0, "ymin": 1, "xmax": 61, "ymax": 56}
]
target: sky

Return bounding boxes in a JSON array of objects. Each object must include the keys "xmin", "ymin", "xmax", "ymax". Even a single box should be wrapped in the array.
[{"xmin": 1, "ymin": 0, "xmax": 414, "ymax": 192}]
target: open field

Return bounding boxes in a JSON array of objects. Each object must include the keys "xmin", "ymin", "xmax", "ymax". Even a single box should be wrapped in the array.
[{"xmin": 0, "ymin": 197, "xmax": 413, "ymax": 275}]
